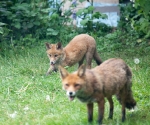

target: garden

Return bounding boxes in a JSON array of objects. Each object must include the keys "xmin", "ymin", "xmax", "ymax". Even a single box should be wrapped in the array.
[{"xmin": 0, "ymin": 0, "xmax": 150, "ymax": 125}]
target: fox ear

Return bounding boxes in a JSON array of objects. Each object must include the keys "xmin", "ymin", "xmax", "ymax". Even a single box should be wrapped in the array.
[
  {"xmin": 56, "ymin": 42, "xmax": 62, "ymax": 50},
  {"xmin": 77, "ymin": 64, "xmax": 86, "ymax": 77},
  {"xmin": 45, "ymin": 42, "xmax": 51, "ymax": 50},
  {"xmin": 58, "ymin": 66, "xmax": 69, "ymax": 79}
]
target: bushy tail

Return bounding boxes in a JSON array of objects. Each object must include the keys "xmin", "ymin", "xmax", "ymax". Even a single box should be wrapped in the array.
[
  {"xmin": 126, "ymin": 66, "xmax": 136, "ymax": 109},
  {"xmin": 116, "ymin": 88, "xmax": 136, "ymax": 109},
  {"xmin": 93, "ymin": 50, "xmax": 102, "ymax": 65},
  {"xmin": 125, "ymin": 89, "xmax": 136, "ymax": 109},
  {"xmin": 117, "ymin": 66, "xmax": 136, "ymax": 109}
]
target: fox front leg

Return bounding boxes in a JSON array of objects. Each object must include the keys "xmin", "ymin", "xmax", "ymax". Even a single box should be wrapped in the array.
[
  {"xmin": 87, "ymin": 103, "xmax": 94, "ymax": 123},
  {"xmin": 46, "ymin": 67, "xmax": 52, "ymax": 75},
  {"xmin": 46, "ymin": 65, "xmax": 58, "ymax": 75}
]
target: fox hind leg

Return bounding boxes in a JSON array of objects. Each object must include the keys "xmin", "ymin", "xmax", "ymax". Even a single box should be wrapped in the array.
[
  {"xmin": 118, "ymin": 89, "xmax": 127, "ymax": 122},
  {"xmin": 85, "ymin": 50, "xmax": 95, "ymax": 69},
  {"xmin": 121, "ymin": 100, "xmax": 126, "ymax": 122},
  {"xmin": 78, "ymin": 57, "xmax": 85, "ymax": 69}
]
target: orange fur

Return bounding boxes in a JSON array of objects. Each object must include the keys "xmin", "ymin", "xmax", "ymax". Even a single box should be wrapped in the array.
[
  {"xmin": 45, "ymin": 34, "xmax": 102, "ymax": 75},
  {"xmin": 59, "ymin": 58, "xmax": 136, "ymax": 124}
]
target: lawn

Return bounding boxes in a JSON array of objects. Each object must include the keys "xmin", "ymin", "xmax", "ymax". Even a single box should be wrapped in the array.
[{"xmin": 0, "ymin": 44, "xmax": 150, "ymax": 125}]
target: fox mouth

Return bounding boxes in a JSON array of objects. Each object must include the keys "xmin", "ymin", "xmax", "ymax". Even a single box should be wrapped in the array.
[
  {"xmin": 68, "ymin": 96, "xmax": 75, "ymax": 101},
  {"xmin": 50, "ymin": 61, "xmax": 56, "ymax": 66},
  {"xmin": 50, "ymin": 63, "xmax": 55, "ymax": 66}
]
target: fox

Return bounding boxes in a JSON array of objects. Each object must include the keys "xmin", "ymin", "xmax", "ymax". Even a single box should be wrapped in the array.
[
  {"xmin": 58, "ymin": 58, "xmax": 136, "ymax": 124},
  {"xmin": 45, "ymin": 34, "xmax": 102, "ymax": 75}
]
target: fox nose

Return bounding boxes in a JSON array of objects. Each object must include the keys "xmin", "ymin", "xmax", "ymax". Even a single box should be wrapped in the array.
[
  {"xmin": 51, "ymin": 62, "xmax": 54, "ymax": 65},
  {"xmin": 69, "ymin": 92, "xmax": 73, "ymax": 96},
  {"xmin": 66, "ymin": 91, "xmax": 75, "ymax": 97}
]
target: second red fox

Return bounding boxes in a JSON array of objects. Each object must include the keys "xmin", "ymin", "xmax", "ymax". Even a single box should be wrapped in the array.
[
  {"xmin": 45, "ymin": 34, "xmax": 102, "ymax": 75},
  {"xmin": 59, "ymin": 58, "xmax": 136, "ymax": 124}
]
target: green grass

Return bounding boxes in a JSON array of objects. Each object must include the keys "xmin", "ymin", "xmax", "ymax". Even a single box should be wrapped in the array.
[{"xmin": 0, "ymin": 44, "xmax": 150, "ymax": 125}]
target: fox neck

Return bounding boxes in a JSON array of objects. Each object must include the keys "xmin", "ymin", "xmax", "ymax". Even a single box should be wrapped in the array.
[
  {"xmin": 77, "ymin": 77, "xmax": 96, "ymax": 102},
  {"xmin": 76, "ymin": 89, "xmax": 96, "ymax": 103},
  {"xmin": 61, "ymin": 49, "xmax": 68, "ymax": 66},
  {"xmin": 76, "ymin": 71, "xmax": 102, "ymax": 103}
]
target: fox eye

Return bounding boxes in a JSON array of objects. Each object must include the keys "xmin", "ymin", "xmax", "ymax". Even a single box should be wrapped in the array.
[
  {"xmin": 65, "ymin": 84, "xmax": 69, "ymax": 87},
  {"xmin": 54, "ymin": 55, "xmax": 58, "ymax": 57},
  {"xmin": 49, "ymin": 54, "xmax": 51, "ymax": 57},
  {"xmin": 74, "ymin": 84, "xmax": 80, "ymax": 87}
]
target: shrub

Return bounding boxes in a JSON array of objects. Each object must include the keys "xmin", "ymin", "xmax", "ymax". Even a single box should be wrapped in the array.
[
  {"xmin": 0, "ymin": 0, "xmax": 76, "ymax": 45},
  {"xmin": 0, "ymin": 0, "xmax": 113, "ymax": 46},
  {"xmin": 119, "ymin": 1, "xmax": 150, "ymax": 39}
]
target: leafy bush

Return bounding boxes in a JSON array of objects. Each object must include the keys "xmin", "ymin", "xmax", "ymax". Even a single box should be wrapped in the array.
[
  {"xmin": 0, "ymin": 0, "xmax": 49, "ymax": 43},
  {"xmin": 46, "ymin": 0, "xmax": 75, "ymax": 42},
  {"xmin": 76, "ymin": 5, "xmax": 111, "ymax": 36},
  {"xmin": 0, "ymin": 22, "xmax": 10, "ymax": 42},
  {"xmin": 1, "ymin": 0, "xmax": 149, "ymax": 49},
  {"xmin": 119, "ymin": 1, "xmax": 150, "ymax": 39},
  {"xmin": 132, "ymin": 0, "xmax": 150, "ymax": 38},
  {"xmin": 0, "ymin": 0, "xmax": 77, "ymax": 45}
]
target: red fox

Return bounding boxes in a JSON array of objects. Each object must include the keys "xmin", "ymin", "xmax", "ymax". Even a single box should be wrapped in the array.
[
  {"xmin": 45, "ymin": 34, "xmax": 102, "ymax": 75},
  {"xmin": 59, "ymin": 58, "xmax": 136, "ymax": 124}
]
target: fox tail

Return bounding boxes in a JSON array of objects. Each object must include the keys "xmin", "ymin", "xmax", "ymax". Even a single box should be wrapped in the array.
[
  {"xmin": 93, "ymin": 49, "xmax": 102, "ymax": 65},
  {"xmin": 117, "ymin": 66, "xmax": 136, "ymax": 109}
]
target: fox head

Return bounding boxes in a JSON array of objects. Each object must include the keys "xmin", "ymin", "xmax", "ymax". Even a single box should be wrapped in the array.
[
  {"xmin": 45, "ymin": 42, "xmax": 64, "ymax": 66},
  {"xmin": 59, "ymin": 64, "xmax": 86, "ymax": 101}
]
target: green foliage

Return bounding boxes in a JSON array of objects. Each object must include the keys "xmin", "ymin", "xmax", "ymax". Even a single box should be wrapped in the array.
[
  {"xmin": 0, "ymin": 0, "xmax": 149, "ymax": 48},
  {"xmin": 0, "ymin": 0, "xmax": 112, "ymax": 46},
  {"xmin": 46, "ymin": 0, "xmax": 75, "ymax": 41},
  {"xmin": 0, "ymin": 0, "xmax": 77, "ymax": 45},
  {"xmin": 0, "ymin": 22, "xmax": 6, "ymax": 34},
  {"xmin": 95, "ymin": 28, "xmax": 149, "ymax": 52},
  {"xmin": 0, "ymin": 22, "xmax": 10, "ymax": 42},
  {"xmin": 119, "ymin": 1, "xmax": 150, "ymax": 39},
  {"xmin": 132, "ymin": 0, "xmax": 150, "ymax": 38},
  {"xmin": 0, "ymin": 0, "xmax": 49, "ymax": 43},
  {"xmin": 76, "ymin": 5, "xmax": 109, "ymax": 34},
  {"xmin": 116, "ymin": 1, "xmax": 150, "ymax": 49}
]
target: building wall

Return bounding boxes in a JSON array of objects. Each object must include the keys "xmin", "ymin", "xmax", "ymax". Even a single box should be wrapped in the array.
[
  {"xmin": 62, "ymin": 0, "xmax": 119, "ymax": 27},
  {"xmin": 94, "ymin": 0, "xmax": 118, "ymax": 4},
  {"xmin": 63, "ymin": 0, "xmax": 119, "ymax": 9}
]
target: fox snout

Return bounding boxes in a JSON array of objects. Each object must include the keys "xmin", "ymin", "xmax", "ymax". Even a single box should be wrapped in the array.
[
  {"xmin": 50, "ymin": 61, "xmax": 56, "ymax": 65},
  {"xmin": 67, "ymin": 91, "xmax": 76, "ymax": 96},
  {"xmin": 66, "ymin": 91, "xmax": 76, "ymax": 101}
]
